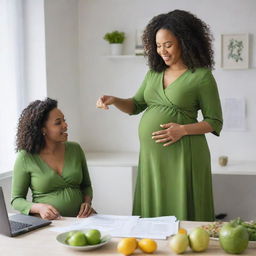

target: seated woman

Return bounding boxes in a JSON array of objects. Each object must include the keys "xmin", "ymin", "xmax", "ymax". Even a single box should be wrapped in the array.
[{"xmin": 11, "ymin": 98, "xmax": 95, "ymax": 220}]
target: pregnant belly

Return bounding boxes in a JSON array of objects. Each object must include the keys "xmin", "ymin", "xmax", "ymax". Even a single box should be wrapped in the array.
[
  {"xmin": 34, "ymin": 187, "xmax": 83, "ymax": 217},
  {"xmin": 139, "ymin": 106, "xmax": 179, "ymax": 143}
]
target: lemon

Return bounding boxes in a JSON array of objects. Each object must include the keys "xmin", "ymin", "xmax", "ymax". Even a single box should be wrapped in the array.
[
  {"xmin": 129, "ymin": 237, "xmax": 138, "ymax": 249},
  {"xmin": 169, "ymin": 233, "xmax": 189, "ymax": 254},
  {"xmin": 117, "ymin": 237, "xmax": 137, "ymax": 255},
  {"xmin": 138, "ymin": 238, "xmax": 157, "ymax": 253}
]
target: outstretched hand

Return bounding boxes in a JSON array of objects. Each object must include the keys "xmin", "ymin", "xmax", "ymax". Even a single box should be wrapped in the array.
[
  {"xmin": 96, "ymin": 95, "xmax": 115, "ymax": 110},
  {"xmin": 152, "ymin": 122, "xmax": 187, "ymax": 146}
]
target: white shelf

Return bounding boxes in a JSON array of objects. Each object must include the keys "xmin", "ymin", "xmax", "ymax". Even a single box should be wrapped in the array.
[{"xmin": 104, "ymin": 55, "xmax": 144, "ymax": 59}]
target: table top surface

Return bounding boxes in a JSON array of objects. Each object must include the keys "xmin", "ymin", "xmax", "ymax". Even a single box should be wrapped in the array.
[{"xmin": 0, "ymin": 217, "xmax": 255, "ymax": 256}]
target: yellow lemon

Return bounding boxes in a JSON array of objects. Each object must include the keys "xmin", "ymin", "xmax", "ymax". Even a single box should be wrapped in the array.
[
  {"xmin": 138, "ymin": 238, "xmax": 157, "ymax": 253},
  {"xmin": 117, "ymin": 237, "xmax": 137, "ymax": 255},
  {"xmin": 125, "ymin": 237, "xmax": 138, "ymax": 249},
  {"xmin": 129, "ymin": 237, "xmax": 138, "ymax": 249}
]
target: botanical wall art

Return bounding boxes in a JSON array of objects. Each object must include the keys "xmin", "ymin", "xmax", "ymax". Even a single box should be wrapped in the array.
[{"xmin": 221, "ymin": 34, "xmax": 249, "ymax": 69}]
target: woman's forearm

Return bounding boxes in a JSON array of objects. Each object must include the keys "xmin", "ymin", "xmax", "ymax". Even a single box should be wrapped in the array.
[
  {"xmin": 30, "ymin": 203, "xmax": 42, "ymax": 214},
  {"xmin": 180, "ymin": 121, "xmax": 214, "ymax": 136},
  {"xmin": 112, "ymin": 97, "xmax": 135, "ymax": 114}
]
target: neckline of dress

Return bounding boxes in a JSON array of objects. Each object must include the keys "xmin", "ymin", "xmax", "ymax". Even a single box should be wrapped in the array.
[
  {"xmin": 37, "ymin": 142, "xmax": 67, "ymax": 177},
  {"xmin": 162, "ymin": 69, "xmax": 189, "ymax": 90}
]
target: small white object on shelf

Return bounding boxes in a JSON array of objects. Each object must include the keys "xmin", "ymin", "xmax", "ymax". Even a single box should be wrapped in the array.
[{"xmin": 110, "ymin": 43, "xmax": 123, "ymax": 56}]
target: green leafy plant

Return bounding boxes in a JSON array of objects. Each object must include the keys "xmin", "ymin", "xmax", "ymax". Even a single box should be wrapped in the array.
[
  {"xmin": 103, "ymin": 30, "xmax": 125, "ymax": 44},
  {"xmin": 228, "ymin": 39, "xmax": 244, "ymax": 62}
]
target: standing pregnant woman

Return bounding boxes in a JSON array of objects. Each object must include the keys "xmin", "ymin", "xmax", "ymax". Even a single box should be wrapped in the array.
[{"xmin": 96, "ymin": 10, "xmax": 223, "ymax": 221}]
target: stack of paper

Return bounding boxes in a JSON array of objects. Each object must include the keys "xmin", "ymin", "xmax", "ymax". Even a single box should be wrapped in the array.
[
  {"xmin": 129, "ymin": 216, "xmax": 179, "ymax": 239},
  {"xmin": 51, "ymin": 214, "xmax": 179, "ymax": 240}
]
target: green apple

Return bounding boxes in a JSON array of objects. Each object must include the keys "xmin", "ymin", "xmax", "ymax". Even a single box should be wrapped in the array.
[
  {"xmin": 67, "ymin": 231, "xmax": 88, "ymax": 246},
  {"xmin": 189, "ymin": 227, "xmax": 209, "ymax": 252},
  {"xmin": 65, "ymin": 230, "xmax": 79, "ymax": 242},
  {"xmin": 85, "ymin": 229, "xmax": 101, "ymax": 245},
  {"xmin": 219, "ymin": 222, "xmax": 249, "ymax": 254},
  {"xmin": 169, "ymin": 233, "xmax": 189, "ymax": 254}
]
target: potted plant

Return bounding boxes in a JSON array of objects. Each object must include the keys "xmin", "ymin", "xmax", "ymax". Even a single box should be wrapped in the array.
[{"xmin": 103, "ymin": 30, "xmax": 125, "ymax": 55}]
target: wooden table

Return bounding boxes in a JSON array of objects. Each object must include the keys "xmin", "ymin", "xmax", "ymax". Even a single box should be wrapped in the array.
[{"xmin": 0, "ymin": 218, "xmax": 255, "ymax": 255}]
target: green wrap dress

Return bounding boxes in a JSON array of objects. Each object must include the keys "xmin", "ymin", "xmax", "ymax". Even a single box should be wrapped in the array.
[
  {"xmin": 132, "ymin": 68, "xmax": 223, "ymax": 221},
  {"xmin": 11, "ymin": 141, "xmax": 92, "ymax": 217}
]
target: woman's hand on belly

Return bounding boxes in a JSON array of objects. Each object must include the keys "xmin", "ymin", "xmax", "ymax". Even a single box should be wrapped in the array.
[
  {"xmin": 77, "ymin": 202, "xmax": 96, "ymax": 218},
  {"xmin": 30, "ymin": 203, "xmax": 61, "ymax": 220},
  {"xmin": 152, "ymin": 122, "xmax": 187, "ymax": 146}
]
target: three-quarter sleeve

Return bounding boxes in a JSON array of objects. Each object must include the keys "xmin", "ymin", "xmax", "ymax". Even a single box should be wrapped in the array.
[
  {"xmin": 198, "ymin": 71, "xmax": 223, "ymax": 136},
  {"xmin": 11, "ymin": 152, "xmax": 33, "ymax": 215},
  {"xmin": 79, "ymin": 145, "xmax": 93, "ymax": 198},
  {"xmin": 131, "ymin": 71, "xmax": 150, "ymax": 115}
]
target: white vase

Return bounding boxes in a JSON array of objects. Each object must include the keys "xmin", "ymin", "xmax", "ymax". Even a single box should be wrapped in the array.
[{"xmin": 110, "ymin": 43, "xmax": 123, "ymax": 56}]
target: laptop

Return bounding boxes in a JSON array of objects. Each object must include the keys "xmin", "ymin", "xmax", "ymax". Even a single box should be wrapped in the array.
[{"xmin": 0, "ymin": 187, "xmax": 51, "ymax": 237}]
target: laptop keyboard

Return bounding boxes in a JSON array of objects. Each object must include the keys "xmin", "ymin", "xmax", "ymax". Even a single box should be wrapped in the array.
[{"xmin": 10, "ymin": 220, "xmax": 32, "ymax": 232}]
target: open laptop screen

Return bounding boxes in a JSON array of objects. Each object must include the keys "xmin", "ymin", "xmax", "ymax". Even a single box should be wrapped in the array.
[{"xmin": 0, "ymin": 187, "xmax": 51, "ymax": 237}]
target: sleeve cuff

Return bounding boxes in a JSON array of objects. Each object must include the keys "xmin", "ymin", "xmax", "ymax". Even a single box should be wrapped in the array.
[
  {"xmin": 204, "ymin": 118, "xmax": 223, "ymax": 136},
  {"xmin": 130, "ymin": 97, "xmax": 147, "ymax": 115},
  {"xmin": 82, "ymin": 187, "xmax": 93, "ymax": 198},
  {"xmin": 11, "ymin": 199, "xmax": 33, "ymax": 215}
]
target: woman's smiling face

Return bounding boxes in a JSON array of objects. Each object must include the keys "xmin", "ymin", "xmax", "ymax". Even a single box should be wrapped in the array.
[
  {"xmin": 42, "ymin": 108, "xmax": 68, "ymax": 143},
  {"xmin": 156, "ymin": 29, "xmax": 184, "ymax": 68}
]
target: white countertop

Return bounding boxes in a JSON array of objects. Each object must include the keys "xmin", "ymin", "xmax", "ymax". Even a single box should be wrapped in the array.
[
  {"xmin": 211, "ymin": 160, "xmax": 256, "ymax": 175},
  {"xmin": 1, "ymin": 152, "xmax": 256, "ymax": 180},
  {"xmin": 86, "ymin": 152, "xmax": 139, "ymax": 167},
  {"xmin": 86, "ymin": 152, "xmax": 256, "ymax": 175}
]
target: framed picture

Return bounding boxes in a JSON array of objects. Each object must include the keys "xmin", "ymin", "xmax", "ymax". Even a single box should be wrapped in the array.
[
  {"xmin": 134, "ymin": 29, "xmax": 144, "ymax": 56},
  {"xmin": 221, "ymin": 34, "xmax": 249, "ymax": 69}
]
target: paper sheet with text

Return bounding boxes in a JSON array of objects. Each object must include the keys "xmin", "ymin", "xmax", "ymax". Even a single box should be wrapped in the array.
[{"xmin": 50, "ymin": 214, "xmax": 179, "ymax": 240}]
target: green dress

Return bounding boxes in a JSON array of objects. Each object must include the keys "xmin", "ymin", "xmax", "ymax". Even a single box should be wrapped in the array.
[
  {"xmin": 11, "ymin": 141, "xmax": 92, "ymax": 217},
  {"xmin": 132, "ymin": 68, "xmax": 223, "ymax": 221}
]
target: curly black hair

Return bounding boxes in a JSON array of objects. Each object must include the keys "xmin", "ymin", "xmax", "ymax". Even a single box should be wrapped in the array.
[
  {"xmin": 143, "ymin": 9, "xmax": 214, "ymax": 72},
  {"xmin": 16, "ymin": 98, "xmax": 58, "ymax": 154}
]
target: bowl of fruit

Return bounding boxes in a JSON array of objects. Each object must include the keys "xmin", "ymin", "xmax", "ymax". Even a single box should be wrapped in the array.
[{"xmin": 56, "ymin": 229, "xmax": 111, "ymax": 251}]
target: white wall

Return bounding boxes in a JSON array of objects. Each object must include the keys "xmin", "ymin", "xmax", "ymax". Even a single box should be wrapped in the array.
[
  {"xmin": 22, "ymin": 0, "xmax": 82, "ymax": 142},
  {"xmin": 23, "ymin": 0, "xmax": 47, "ymax": 103},
  {"xmin": 44, "ymin": 0, "xmax": 81, "ymax": 142},
  {"xmin": 0, "ymin": 1, "xmax": 22, "ymax": 173},
  {"xmin": 78, "ymin": 0, "xmax": 256, "ymax": 161}
]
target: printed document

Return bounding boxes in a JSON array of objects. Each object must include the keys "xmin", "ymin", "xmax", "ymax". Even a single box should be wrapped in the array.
[{"xmin": 50, "ymin": 214, "xmax": 179, "ymax": 239}]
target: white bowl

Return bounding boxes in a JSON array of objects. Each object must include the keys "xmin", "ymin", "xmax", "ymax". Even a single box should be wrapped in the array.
[{"xmin": 56, "ymin": 230, "xmax": 111, "ymax": 251}]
